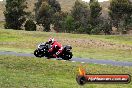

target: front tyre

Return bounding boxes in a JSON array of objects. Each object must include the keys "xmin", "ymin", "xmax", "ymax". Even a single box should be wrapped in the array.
[
  {"xmin": 34, "ymin": 49, "xmax": 45, "ymax": 58},
  {"xmin": 62, "ymin": 52, "xmax": 73, "ymax": 60}
]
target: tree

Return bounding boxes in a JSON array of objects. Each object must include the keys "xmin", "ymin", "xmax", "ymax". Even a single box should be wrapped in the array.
[
  {"xmin": 52, "ymin": 12, "xmax": 68, "ymax": 32},
  {"xmin": 35, "ymin": 0, "xmax": 61, "ymax": 32},
  {"xmin": 71, "ymin": 0, "xmax": 90, "ymax": 33},
  {"xmin": 109, "ymin": 0, "xmax": 132, "ymax": 33},
  {"xmin": 126, "ymin": 15, "xmax": 132, "ymax": 30},
  {"xmin": 63, "ymin": 15, "xmax": 75, "ymax": 33},
  {"xmin": 4, "ymin": 0, "xmax": 28, "ymax": 30},
  {"xmin": 48, "ymin": 0, "xmax": 61, "ymax": 12},
  {"xmin": 125, "ymin": 1, "xmax": 132, "ymax": 31},
  {"xmin": 101, "ymin": 18, "xmax": 112, "ymax": 35},
  {"xmin": 89, "ymin": 0, "xmax": 102, "ymax": 34}
]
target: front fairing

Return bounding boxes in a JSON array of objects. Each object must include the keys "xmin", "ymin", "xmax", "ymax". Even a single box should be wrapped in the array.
[{"xmin": 37, "ymin": 42, "xmax": 46, "ymax": 49}]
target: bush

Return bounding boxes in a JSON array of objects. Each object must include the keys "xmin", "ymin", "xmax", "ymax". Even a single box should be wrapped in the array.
[
  {"xmin": 24, "ymin": 20, "xmax": 36, "ymax": 31},
  {"xmin": 90, "ymin": 26, "xmax": 101, "ymax": 34}
]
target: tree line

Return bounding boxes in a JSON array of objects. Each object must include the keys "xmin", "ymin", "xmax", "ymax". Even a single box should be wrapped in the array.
[{"xmin": 4, "ymin": 0, "xmax": 132, "ymax": 34}]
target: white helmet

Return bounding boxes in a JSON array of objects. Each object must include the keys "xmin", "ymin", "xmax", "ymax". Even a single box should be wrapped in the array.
[{"xmin": 48, "ymin": 38, "xmax": 55, "ymax": 44}]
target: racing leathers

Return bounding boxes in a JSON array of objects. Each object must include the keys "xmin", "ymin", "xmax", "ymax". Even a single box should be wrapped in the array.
[{"xmin": 48, "ymin": 41, "xmax": 63, "ymax": 58}]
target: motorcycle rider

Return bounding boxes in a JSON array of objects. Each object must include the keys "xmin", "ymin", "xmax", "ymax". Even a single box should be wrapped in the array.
[{"xmin": 48, "ymin": 38, "xmax": 63, "ymax": 58}]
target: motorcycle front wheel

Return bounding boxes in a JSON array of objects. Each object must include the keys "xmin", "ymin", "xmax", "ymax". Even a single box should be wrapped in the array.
[{"xmin": 34, "ymin": 49, "xmax": 45, "ymax": 58}]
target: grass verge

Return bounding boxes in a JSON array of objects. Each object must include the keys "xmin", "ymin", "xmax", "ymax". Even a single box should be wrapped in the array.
[
  {"xmin": 0, "ymin": 29, "xmax": 132, "ymax": 61},
  {"xmin": 0, "ymin": 55, "xmax": 132, "ymax": 88}
]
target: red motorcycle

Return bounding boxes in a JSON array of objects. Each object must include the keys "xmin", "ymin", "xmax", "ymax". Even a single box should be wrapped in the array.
[{"xmin": 34, "ymin": 42, "xmax": 73, "ymax": 60}]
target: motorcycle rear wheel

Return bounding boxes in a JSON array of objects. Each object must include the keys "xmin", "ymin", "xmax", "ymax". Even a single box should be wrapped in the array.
[{"xmin": 62, "ymin": 52, "xmax": 72, "ymax": 60}]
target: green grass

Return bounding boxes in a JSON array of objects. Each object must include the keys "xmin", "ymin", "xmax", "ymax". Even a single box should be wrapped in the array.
[
  {"xmin": 0, "ymin": 55, "xmax": 132, "ymax": 88},
  {"xmin": 0, "ymin": 29, "xmax": 132, "ymax": 61}
]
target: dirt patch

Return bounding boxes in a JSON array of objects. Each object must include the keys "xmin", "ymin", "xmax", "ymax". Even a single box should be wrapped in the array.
[{"xmin": 57, "ymin": 38, "xmax": 132, "ymax": 50}]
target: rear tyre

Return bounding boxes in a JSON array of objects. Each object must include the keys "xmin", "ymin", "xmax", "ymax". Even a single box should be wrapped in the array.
[
  {"xmin": 62, "ymin": 52, "xmax": 73, "ymax": 60},
  {"xmin": 34, "ymin": 49, "xmax": 45, "ymax": 58}
]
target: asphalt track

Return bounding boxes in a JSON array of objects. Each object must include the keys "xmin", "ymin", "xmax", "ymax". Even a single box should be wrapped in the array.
[{"xmin": 0, "ymin": 51, "xmax": 132, "ymax": 67}]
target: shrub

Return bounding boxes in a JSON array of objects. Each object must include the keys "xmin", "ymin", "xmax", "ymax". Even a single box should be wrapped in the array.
[{"xmin": 24, "ymin": 20, "xmax": 36, "ymax": 31}]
